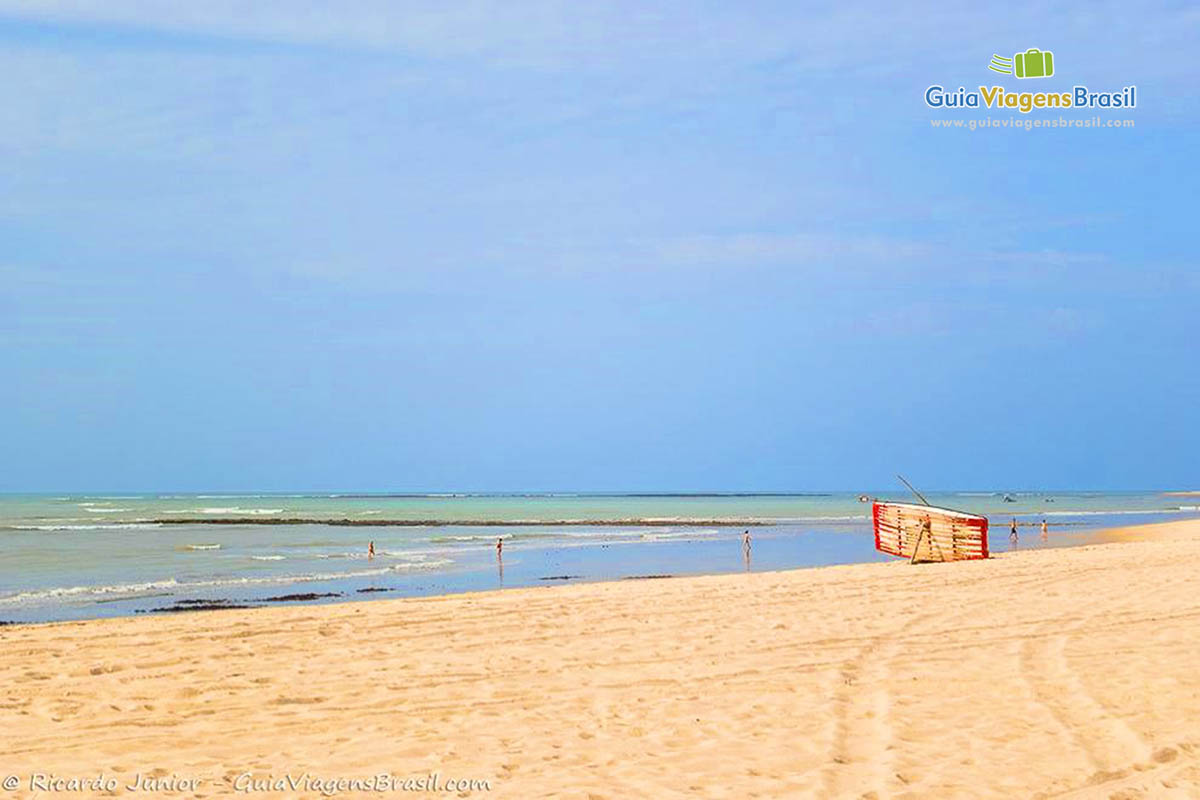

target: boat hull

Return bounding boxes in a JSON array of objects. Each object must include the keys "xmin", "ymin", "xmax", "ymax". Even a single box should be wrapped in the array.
[{"xmin": 873, "ymin": 501, "xmax": 989, "ymax": 562}]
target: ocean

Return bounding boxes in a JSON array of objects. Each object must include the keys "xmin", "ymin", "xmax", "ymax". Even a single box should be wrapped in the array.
[{"xmin": 1, "ymin": 491, "xmax": 1195, "ymax": 622}]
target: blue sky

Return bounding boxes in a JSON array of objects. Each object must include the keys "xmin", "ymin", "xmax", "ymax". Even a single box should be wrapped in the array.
[{"xmin": 3, "ymin": 2, "xmax": 1197, "ymax": 492}]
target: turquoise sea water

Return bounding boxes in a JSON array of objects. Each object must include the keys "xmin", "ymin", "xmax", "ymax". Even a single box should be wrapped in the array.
[{"xmin": 1, "ymin": 492, "xmax": 1196, "ymax": 622}]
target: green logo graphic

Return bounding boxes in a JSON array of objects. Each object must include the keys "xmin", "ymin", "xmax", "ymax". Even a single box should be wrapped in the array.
[{"xmin": 989, "ymin": 48, "xmax": 1055, "ymax": 78}]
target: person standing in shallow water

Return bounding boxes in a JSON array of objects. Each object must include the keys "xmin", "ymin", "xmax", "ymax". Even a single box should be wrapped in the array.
[
  {"xmin": 368, "ymin": 540, "xmax": 375, "ymax": 560},
  {"xmin": 1040, "ymin": 519, "xmax": 1049, "ymax": 542},
  {"xmin": 742, "ymin": 530, "xmax": 752, "ymax": 570},
  {"xmin": 1010, "ymin": 518, "xmax": 1019, "ymax": 545}
]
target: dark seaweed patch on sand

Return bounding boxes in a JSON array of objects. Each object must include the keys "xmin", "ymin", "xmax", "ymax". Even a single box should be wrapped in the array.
[
  {"xmin": 260, "ymin": 592, "xmax": 343, "ymax": 602},
  {"xmin": 141, "ymin": 599, "xmax": 258, "ymax": 613}
]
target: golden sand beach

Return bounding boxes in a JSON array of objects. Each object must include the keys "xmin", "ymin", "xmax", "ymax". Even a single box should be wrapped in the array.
[{"xmin": 3, "ymin": 519, "xmax": 1200, "ymax": 799}]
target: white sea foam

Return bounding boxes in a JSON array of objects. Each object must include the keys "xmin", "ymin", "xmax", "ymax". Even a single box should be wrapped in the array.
[
  {"xmin": 429, "ymin": 530, "xmax": 600, "ymax": 544},
  {"xmin": 185, "ymin": 544, "xmax": 221, "ymax": 550},
  {"xmin": 84, "ymin": 507, "xmax": 133, "ymax": 513},
  {"xmin": 390, "ymin": 558, "xmax": 453, "ymax": 570},
  {"xmin": 431, "ymin": 535, "xmax": 503, "ymax": 543},
  {"xmin": 315, "ymin": 550, "xmax": 447, "ymax": 561},
  {"xmin": 160, "ymin": 507, "xmax": 284, "ymax": 515},
  {"xmin": 250, "ymin": 555, "xmax": 285, "ymax": 561},
  {"xmin": 0, "ymin": 579, "xmax": 183, "ymax": 604},
  {"xmin": 8, "ymin": 523, "xmax": 161, "ymax": 531},
  {"xmin": 0, "ymin": 561, "xmax": 454, "ymax": 607},
  {"xmin": 640, "ymin": 529, "xmax": 721, "ymax": 541}
]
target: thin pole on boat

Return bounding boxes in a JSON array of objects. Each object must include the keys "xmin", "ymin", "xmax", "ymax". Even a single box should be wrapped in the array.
[
  {"xmin": 897, "ymin": 474, "xmax": 933, "ymax": 563},
  {"xmin": 897, "ymin": 474, "xmax": 930, "ymax": 506}
]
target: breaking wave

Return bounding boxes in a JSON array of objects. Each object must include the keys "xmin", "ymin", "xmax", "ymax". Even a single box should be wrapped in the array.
[{"xmin": 0, "ymin": 560, "xmax": 455, "ymax": 606}]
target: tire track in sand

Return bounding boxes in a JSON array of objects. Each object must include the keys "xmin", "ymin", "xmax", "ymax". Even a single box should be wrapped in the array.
[
  {"xmin": 818, "ymin": 605, "xmax": 944, "ymax": 800},
  {"xmin": 1021, "ymin": 630, "xmax": 1151, "ymax": 781}
]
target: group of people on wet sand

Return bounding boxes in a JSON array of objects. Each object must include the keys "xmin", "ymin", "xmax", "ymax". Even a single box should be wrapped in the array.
[
  {"xmin": 1010, "ymin": 518, "xmax": 1050, "ymax": 545},
  {"xmin": 369, "ymin": 537, "xmax": 508, "ymax": 562}
]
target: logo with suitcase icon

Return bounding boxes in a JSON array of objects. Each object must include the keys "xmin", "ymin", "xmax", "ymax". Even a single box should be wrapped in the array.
[{"xmin": 989, "ymin": 48, "xmax": 1054, "ymax": 79}]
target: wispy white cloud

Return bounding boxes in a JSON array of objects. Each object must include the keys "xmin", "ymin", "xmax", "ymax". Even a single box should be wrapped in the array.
[
  {"xmin": 648, "ymin": 233, "xmax": 933, "ymax": 268},
  {"xmin": 1, "ymin": 0, "xmax": 1196, "ymax": 82}
]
